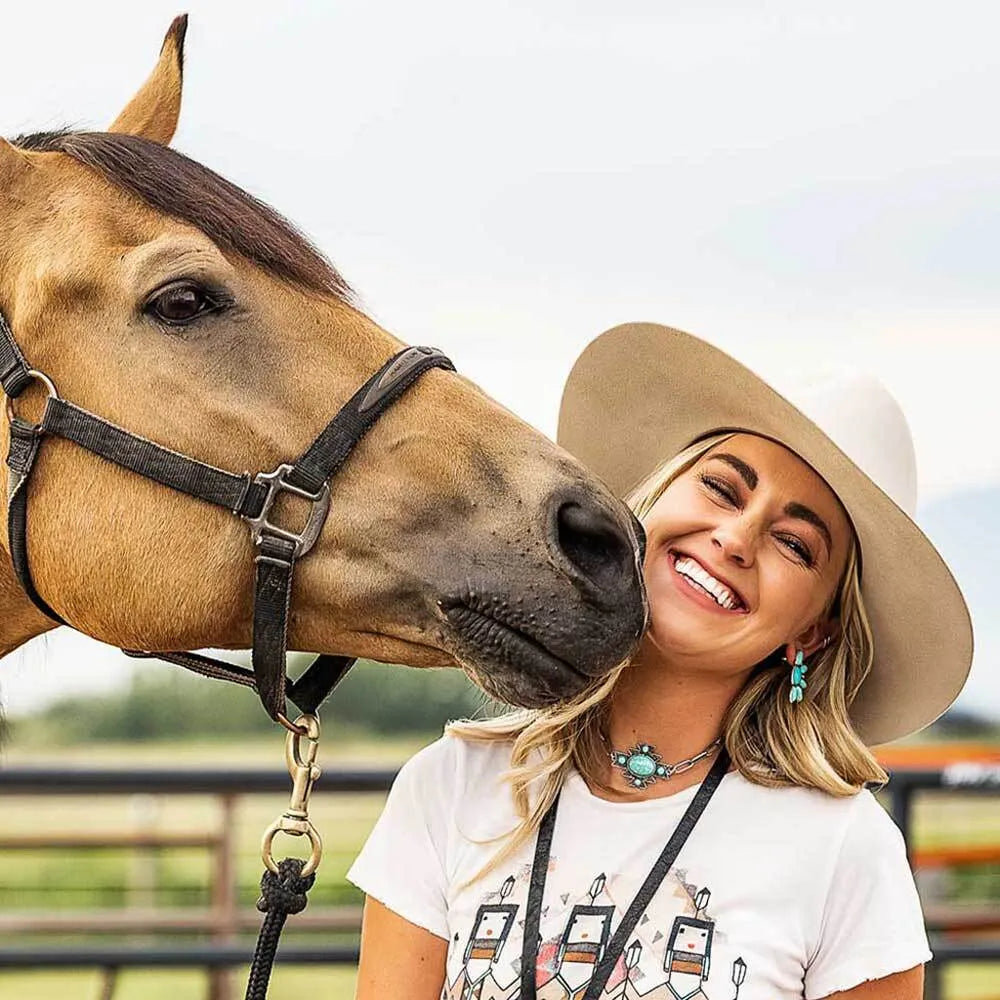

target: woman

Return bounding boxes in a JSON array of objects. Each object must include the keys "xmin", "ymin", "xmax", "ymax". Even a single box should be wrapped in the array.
[{"xmin": 347, "ymin": 322, "xmax": 973, "ymax": 1000}]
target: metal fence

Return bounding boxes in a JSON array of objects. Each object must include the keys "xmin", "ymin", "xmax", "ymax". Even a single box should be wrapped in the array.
[
  {"xmin": 884, "ymin": 763, "xmax": 1000, "ymax": 998},
  {"xmin": 0, "ymin": 767, "xmax": 390, "ymax": 999},
  {"xmin": 0, "ymin": 765, "xmax": 997, "ymax": 999}
]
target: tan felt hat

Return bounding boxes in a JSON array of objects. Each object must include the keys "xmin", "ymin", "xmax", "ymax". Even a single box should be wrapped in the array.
[{"xmin": 557, "ymin": 322, "xmax": 974, "ymax": 746}]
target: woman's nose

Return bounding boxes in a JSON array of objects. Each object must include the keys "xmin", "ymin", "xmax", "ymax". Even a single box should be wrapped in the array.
[{"xmin": 711, "ymin": 519, "xmax": 755, "ymax": 566}]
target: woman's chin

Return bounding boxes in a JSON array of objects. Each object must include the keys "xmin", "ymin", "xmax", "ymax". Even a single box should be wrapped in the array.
[
  {"xmin": 649, "ymin": 585, "xmax": 726, "ymax": 628},
  {"xmin": 644, "ymin": 613, "xmax": 716, "ymax": 658},
  {"xmin": 645, "ymin": 588, "xmax": 750, "ymax": 651}
]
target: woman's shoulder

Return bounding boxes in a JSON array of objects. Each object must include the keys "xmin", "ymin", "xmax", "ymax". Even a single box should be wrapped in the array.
[
  {"xmin": 394, "ymin": 728, "xmax": 517, "ymax": 793},
  {"xmin": 725, "ymin": 771, "xmax": 901, "ymax": 848}
]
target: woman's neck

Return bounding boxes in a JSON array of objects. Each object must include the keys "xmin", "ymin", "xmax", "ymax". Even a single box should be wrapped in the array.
[{"xmin": 596, "ymin": 641, "xmax": 745, "ymax": 801}]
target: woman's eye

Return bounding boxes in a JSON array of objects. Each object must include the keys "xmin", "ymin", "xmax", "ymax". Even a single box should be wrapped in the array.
[
  {"xmin": 700, "ymin": 474, "xmax": 737, "ymax": 504},
  {"xmin": 778, "ymin": 535, "xmax": 813, "ymax": 565},
  {"xmin": 146, "ymin": 283, "xmax": 222, "ymax": 326}
]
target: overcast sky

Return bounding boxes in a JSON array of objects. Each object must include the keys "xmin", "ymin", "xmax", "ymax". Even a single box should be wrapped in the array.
[{"xmin": 1, "ymin": 1, "xmax": 997, "ymax": 723}]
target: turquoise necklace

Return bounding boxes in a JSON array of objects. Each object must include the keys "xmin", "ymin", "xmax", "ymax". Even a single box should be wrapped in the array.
[{"xmin": 604, "ymin": 733, "xmax": 723, "ymax": 789}]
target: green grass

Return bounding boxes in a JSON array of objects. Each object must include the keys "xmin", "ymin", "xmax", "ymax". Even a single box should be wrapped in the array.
[
  {"xmin": 945, "ymin": 965, "xmax": 1000, "ymax": 1000},
  {"xmin": 2, "ymin": 726, "xmax": 433, "ymax": 766},
  {"xmin": 0, "ymin": 966, "xmax": 358, "ymax": 1000}
]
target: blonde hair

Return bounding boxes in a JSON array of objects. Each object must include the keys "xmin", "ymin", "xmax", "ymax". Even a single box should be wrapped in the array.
[{"xmin": 447, "ymin": 431, "xmax": 888, "ymax": 884}]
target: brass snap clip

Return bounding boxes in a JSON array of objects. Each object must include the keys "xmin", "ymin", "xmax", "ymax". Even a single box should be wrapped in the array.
[{"xmin": 261, "ymin": 712, "xmax": 323, "ymax": 877}]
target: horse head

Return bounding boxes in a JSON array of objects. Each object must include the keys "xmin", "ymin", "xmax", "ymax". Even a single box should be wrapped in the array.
[{"xmin": 0, "ymin": 16, "xmax": 647, "ymax": 712}]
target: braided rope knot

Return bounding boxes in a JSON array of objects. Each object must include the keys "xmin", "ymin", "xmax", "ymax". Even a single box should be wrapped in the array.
[{"xmin": 256, "ymin": 857, "xmax": 316, "ymax": 916}]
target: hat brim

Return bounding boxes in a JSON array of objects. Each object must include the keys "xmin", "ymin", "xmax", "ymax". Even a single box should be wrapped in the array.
[{"xmin": 557, "ymin": 322, "xmax": 973, "ymax": 746}]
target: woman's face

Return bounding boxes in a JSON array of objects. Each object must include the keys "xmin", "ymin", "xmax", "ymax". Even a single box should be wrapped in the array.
[{"xmin": 641, "ymin": 433, "xmax": 852, "ymax": 675}]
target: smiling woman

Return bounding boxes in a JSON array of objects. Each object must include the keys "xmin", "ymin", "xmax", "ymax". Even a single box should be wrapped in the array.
[{"xmin": 348, "ymin": 322, "xmax": 974, "ymax": 1000}]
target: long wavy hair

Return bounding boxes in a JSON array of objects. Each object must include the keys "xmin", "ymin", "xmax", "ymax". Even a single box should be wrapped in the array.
[{"xmin": 447, "ymin": 431, "xmax": 888, "ymax": 885}]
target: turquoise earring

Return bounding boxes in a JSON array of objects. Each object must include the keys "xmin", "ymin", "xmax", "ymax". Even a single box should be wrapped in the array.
[{"xmin": 789, "ymin": 649, "xmax": 807, "ymax": 703}]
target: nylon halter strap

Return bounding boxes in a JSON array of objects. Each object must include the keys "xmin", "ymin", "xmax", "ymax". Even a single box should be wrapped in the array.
[{"xmin": 0, "ymin": 309, "xmax": 455, "ymax": 727}]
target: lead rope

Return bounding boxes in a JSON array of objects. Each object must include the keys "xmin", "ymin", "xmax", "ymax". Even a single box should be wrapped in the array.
[{"xmin": 246, "ymin": 713, "xmax": 323, "ymax": 999}]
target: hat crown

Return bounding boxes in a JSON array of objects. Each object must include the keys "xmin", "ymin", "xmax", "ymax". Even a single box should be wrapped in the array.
[{"xmin": 769, "ymin": 369, "xmax": 918, "ymax": 517}]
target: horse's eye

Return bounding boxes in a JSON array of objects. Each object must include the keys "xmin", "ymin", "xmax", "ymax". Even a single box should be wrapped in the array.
[{"xmin": 147, "ymin": 283, "xmax": 217, "ymax": 326}]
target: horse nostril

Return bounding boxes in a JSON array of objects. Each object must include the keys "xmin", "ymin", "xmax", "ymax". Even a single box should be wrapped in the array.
[{"xmin": 556, "ymin": 499, "xmax": 635, "ymax": 594}]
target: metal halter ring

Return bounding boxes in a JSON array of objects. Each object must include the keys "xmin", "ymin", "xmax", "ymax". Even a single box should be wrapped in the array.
[
  {"xmin": 261, "ymin": 817, "xmax": 323, "ymax": 879},
  {"xmin": 5, "ymin": 369, "xmax": 59, "ymax": 425},
  {"xmin": 275, "ymin": 711, "xmax": 311, "ymax": 736}
]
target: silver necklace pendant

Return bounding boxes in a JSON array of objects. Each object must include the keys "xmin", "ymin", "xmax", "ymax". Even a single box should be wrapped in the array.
[{"xmin": 608, "ymin": 739, "xmax": 722, "ymax": 789}]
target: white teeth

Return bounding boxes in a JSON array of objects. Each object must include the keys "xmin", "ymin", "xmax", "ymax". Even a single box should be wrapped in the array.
[{"xmin": 674, "ymin": 556, "xmax": 742, "ymax": 611}]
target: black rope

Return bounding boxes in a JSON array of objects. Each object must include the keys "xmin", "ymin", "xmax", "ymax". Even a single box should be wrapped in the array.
[
  {"xmin": 0, "ymin": 310, "xmax": 33, "ymax": 398},
  {"xmin": 289, "ymin": 346, "xmax": 455, "ymax": 495},
  {"xmin": 42, "ymin": 398, "xmax": 268, "ymax": 517},
  {"xmin": 245, "ymin": 858, "xmax": 315, "ymax": 1000}
]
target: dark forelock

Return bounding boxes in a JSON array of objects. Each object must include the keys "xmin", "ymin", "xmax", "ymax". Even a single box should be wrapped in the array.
[{"xmin": 10, "ymin": 129, "xmax": 352, "ymax": 301}]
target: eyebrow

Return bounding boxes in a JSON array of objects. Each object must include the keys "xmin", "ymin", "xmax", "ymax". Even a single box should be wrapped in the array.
[
  {"xmin": 122, "ymin": 240, "xmax": 232, "ymax": 289},
  {"xmin": 711, "ymin": 453, "xmax": 757, "ymax": 489},
  {"xmin": 706, "ymin": 453, "xmax": 833, "ymax": 556},
  {"xmin": 783, "ymin": 502, "xmax": 834, "ymax": 557}
]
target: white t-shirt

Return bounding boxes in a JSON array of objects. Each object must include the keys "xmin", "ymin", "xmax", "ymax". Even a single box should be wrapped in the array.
[{"xmin": 347, "ymin": 733, "xmax": 931, "ymax": 1000}]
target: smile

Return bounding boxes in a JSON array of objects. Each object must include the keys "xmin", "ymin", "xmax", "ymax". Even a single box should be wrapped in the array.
[{"xmin": 668, "ymin": 550, "xmax": 749, "ymax": 613}]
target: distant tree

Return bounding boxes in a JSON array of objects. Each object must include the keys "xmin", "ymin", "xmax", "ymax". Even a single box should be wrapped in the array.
[
  {"xmin": 930, "ymin": 706, "xmax": 999, "ymax": 737},
  {"xmin": 20, "ymin": 658, "xmax": 503, "ymax": 743},
  {"xmin": 325, "ymin": 661, "xmax": 502, "ymax": 733}
]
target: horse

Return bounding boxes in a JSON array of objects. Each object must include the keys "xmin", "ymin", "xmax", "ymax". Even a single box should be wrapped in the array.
[{"xmin": 0, "ymin": 15, "xmax": 647, "ymax": 722}]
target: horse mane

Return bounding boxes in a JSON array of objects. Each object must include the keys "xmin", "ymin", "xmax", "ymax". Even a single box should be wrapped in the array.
[{"xmin": 10, "ymin": 129, "xmax": 353, "ymax": 302}]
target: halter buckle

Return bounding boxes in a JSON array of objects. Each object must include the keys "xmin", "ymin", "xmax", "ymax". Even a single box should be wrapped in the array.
[{"xmin": 246, "ymin": 463, "xmax": 331, "ymax": 559}]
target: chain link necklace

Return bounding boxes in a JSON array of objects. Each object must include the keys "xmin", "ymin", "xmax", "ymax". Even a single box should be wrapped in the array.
[{"xmin": 601, "ymin": 730, "xmax": 723, "ymax": 789}]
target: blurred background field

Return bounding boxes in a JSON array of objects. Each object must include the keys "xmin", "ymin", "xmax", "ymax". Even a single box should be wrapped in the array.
[
  {"xmin": 0, "ymin": 661, "xmax": 492, "ymax": 999},
  {"xmin": 1, "ymin": 662, "xmax": 999, "ymax": 999}
]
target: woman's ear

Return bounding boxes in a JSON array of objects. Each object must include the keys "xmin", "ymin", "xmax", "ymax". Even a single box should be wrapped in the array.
[
  {"xmin": 791, "ymin": 617, "xmax": 840, "ymax": 659},
  {"xmin": 108, "ymin": 15, "xmax": 188, "ymax": 145}
]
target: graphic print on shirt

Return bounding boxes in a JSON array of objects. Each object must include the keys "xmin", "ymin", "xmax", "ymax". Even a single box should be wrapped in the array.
[
  {"xmin": 549, "ymin": 874, "xmax": 615, "ymax": 994},
  {"xmin": 441, "ymin": 863, "xmax": 751, "ymax": 1000},
  {"xmin": 459, "ymin": 876, "xmax": 520, "ymax": 998}
]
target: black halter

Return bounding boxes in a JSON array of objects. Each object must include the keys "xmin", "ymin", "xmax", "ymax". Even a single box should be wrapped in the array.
[{"xmin": 0, "ymin": 310, "xmax": 455, "ymax": 727}]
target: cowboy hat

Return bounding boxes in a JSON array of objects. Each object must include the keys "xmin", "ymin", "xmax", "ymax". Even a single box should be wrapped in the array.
[{"xmin": 557, "ymin": 322, "xmax": 973, "ymax": 746}]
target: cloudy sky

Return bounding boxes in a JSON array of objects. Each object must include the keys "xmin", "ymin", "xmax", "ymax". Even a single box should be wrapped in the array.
[{"xmin": 0, "ymin": 1, "xmax": 997, "ymax": 722}]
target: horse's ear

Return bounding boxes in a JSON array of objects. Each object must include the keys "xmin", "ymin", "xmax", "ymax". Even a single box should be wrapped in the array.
[
  {"xmin": 0, "ymin": 138, "xmax": 33, "ymax": 185},
  {"xmin": 108, "ymin": 14, "xmax": 188, "ymax": 145}
]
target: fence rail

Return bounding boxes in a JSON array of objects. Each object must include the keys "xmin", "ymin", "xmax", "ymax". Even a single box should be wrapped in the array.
[
  {"xmin": 1, "ymin": 764, "xmax": 998, "ymax": 1000},
  {"xmin": 0, "ymin": 767, "xmax": 395, "ymax": 794},
  {"xmin": 0, "ymin": 765, "xmax": 395, "ymax": 1000}
]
